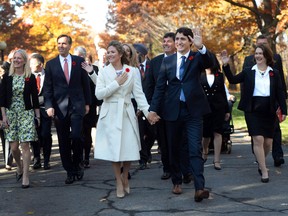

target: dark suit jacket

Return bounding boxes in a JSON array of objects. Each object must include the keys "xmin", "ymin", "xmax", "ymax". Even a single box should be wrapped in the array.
[
  {"xmin": 44, "ymin": 55, "xmax": 91, "ymax": 120},
  {"xmin": 200, "ymin": 72, "xmax": 229, "ymax": 113},
  {"xmin": 0, "ymin": 73, "xmax": 39, "ymax": 110},
  {"xmin": 140, "ymin": 59, "xmax": 151, "ymax": 98},
  {"xmin": 149, "ymin": 50, "xmax": 212, "ymax": 121},
  {"xmin": 223, "ymin": 64, "xmax": 287, "ymax": 115},
  {"xmin": 243, "ymin": 54, "xmax": 287, "ymax": 98},
  {"xmin": 145, "ymin": 54, "xmax": 165, "ymax": 104}
]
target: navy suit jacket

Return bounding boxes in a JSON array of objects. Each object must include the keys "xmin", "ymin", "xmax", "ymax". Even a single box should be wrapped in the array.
[
  {"xmin": 223, "ymin": 64, "xmax": 287, "ymax": 115},
  {"xmin": 243, "ymin": 54, "xmax": 287, "ymax": 99},
  {"xmin": 145, "ymin": 54, "xmax": 165, "ymax": 104},
  {"xmin": 44, "ymin": 55, "xmax": 91, "ymax": 120},
  {"xmin": 149, "ymin": 50, "xmax": 212, "ymax": 121}
]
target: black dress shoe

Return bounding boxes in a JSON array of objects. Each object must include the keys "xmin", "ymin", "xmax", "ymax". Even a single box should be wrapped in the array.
[
  {"xmin": 274, "ymin": 157, "xmax": 285, "ymax": 167},
  {"xmin": 65, "ymin": 175, "xmax": 74, "ymax": 184},
  {"xmin": 16, "ymin": 172, "xmax": 23, "ymax": 182},
  {"xmin": 22, "ymin": 184, "xmax": 30, "ymax": 189},
  {"xmin": 33, "ymin": 161, "xmax": 42, "ymax": 169},
  {"xmin": 74, "ymin": 166, "xmax": 84, "ymax": 180},
  {"xmin": 44, "ymin": 163, "xmax": 51, "ymax": 170},
  {"xmin": 161, "ymin": 172, "xmax": 171, "ymax": 180},
  {"xmin": 261, "ymin": 177, "xmax": 269, "ymax": 183},
  {"xmin": 139, "ymin": 162, "xmax": 147, "ymax": 170},
  {"xmin": 83, "ymin": 160, "xmax": 90, "ymax": 168},
  {"xmin": 183, "ymin": 173, "xmax": 193, "ymax": 184}
]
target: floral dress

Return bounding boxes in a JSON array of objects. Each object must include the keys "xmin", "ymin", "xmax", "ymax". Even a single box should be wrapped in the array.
[{"xmin": 5, "ymin": 75, "xmax": 37, "ymax": 142}]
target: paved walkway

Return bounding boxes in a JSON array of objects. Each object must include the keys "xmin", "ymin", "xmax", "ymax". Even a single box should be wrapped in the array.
[{"xmin": 0, "ymin": 129, "xmax": 288, "ymax": 216}]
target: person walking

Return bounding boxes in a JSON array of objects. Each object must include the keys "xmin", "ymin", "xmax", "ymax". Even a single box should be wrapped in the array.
[
  {"xmin": 44, "ymin": 34, "xmax": 91, "ymax": 184},
  {"xmin": 221, "ymin": 44, "xmax": 287, "ymax": 183},
  {"xmin": 148, "ymin": 27, "xmax": 212, "ymax": 202},
  {"xmin": 0, "ymin": 49, "xmax": 40, "ymax": 188}
]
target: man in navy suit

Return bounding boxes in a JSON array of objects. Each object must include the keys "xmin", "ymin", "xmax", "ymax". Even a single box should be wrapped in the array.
[
  {"xmin": 242, "ymin": 35, "xmax": 287, "ymax": 167},
  {"xmin": 44, "ymin": 34, "xmax": 91, "ymax": 184},
  {"xmin": 148, "ymin": 27, "xmax": 212, "ymax": 202},
  {"xmin": 30, "ymin": 53, "xmax": 52, "ymax": 170}
]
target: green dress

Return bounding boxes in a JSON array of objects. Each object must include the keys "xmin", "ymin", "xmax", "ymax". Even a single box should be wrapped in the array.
[{"xmin": 5, "ymin": 75, "xmax": 37, "ymax": 142}]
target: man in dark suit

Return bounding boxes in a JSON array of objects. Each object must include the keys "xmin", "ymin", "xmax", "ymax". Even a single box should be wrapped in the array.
[
  {"xmin": 145, "ymin": 32, "xmax": 176, "ymax": 180},
  {"xmin": 73, "ymin": 46, "xmax": 102, "ymax": 168},
  {"xmin": 133, "ymin": 43, "xmax": 156, "ymax": 170},
  {"xmin": 242, "ymin": 35, "xmax": 287, "ymax": 167},
  {"xmin": 30, "ymin": 53, "xmax": 53, "ymax": 170},
  {"xmin": 44, "ymin": 34, "xmax": 91, "ymax": 184},
  {"xmin": 148, "ymin": 27, "xmax": 212, "ymax": 202}
]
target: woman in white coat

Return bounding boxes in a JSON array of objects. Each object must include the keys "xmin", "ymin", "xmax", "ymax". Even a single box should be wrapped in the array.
[{"xmin": 95, "ymin": 41, "xmax": 152, "ymax": 198}]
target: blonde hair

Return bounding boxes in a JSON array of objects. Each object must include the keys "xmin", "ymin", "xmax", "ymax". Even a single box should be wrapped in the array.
[{"xmin": 9, "ymin": 49, "xmax": 31, "ymax": 78}]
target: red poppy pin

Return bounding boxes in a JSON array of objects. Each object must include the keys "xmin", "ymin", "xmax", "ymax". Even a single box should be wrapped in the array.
[
  {"xmin": 269, "ymin": 71, "xmax": 274, "ymax": 77},
  {"xmin": 189, "ymin": 56, "xmax": 194, "ymax": 61},
  {"xmin": 215, "ymin": 73, "xmax": 219, "ymax": 77},
  {"xmin": 146, "ymin": 65, "xmax": 150, "ymax": 69},
  {"xmin": 25, "ymin": 77, "xmax": 30, "ymax": 82},
  {"xmin": 72, "ymin": 61, "xmax": 76, "ymax": 66},
  {"xmin": 125, "ymin": 68, "xmax": 130, "ymax": 73}
]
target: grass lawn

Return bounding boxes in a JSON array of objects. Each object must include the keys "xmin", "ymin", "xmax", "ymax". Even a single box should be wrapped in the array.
[{"xmin": 230, "ymin": 92, "xmax": 288, "ymax": 145}]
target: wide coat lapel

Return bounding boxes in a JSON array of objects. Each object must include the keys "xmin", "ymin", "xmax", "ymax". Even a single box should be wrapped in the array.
[{"xmin": 182, "ymin": 51, "xmax": 195, "ymax": 79}]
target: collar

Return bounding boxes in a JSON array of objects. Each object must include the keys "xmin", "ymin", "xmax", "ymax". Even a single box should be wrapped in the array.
[
  {"xmin": 59, "ymin": 54, "xmax": 72, "ymax": 63},
  {"xmin": 252, "ymin": 64, "xmax": 273, "ymax": 73},
  {"xmin": 177, "ymin": 51, "xmax": 190, "ymax": 60}
]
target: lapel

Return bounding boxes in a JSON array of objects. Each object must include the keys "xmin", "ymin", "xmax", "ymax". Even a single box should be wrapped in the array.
[
  {"xmin": 105, "ymin": 64, "xmax": 132, "ymax": 86},
  {"xmin": 269, "ymin": 70, "xmax": 275, "ymax": 96},
  {"xmin": 250, "ymin": 68, "xmax": 256, "ymax": 94},
  {"xmin": 70, "ymin": 55, "xmax": 77, "ymax": 83},
  {"xmin": 55, "ymin": 56, "xmax": 67, "ymax": 83}
]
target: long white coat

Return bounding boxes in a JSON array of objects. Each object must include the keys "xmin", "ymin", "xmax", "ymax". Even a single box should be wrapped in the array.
[{"xmin": 94, "ymin": 64, "xmax": 149, "ymax": 162}]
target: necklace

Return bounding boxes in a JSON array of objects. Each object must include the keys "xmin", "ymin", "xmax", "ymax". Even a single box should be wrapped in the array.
[{"xmin": 258, "ymin": 69, "xmax": 266, "ymax": 76}]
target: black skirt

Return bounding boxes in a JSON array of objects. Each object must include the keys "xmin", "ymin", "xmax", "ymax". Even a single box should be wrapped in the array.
[{"xmin": 245, "ymin": 96, "xmax": 276, "ymax": 138}]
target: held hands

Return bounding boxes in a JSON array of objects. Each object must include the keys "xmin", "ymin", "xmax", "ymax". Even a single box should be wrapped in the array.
[
  {"xmin": 46, "ymin": 108, "xmax": 55, "ymax": 118},
  {"xmin": 81, "ymin": 62, "xmax": 94, "ymax": 73},
  {"xmin": 221, "ymin": 50, "xmax": 230, "ymax": 66},
  {"xmin": 147, "ymin": 111, "xmax": 161, "ymax": 125},
  {"xmin": 115, "ymin": 72, "xmax": 128, "ymax": 85},
  {"xmin": 188, "ymin": 28, "xmax": 203, "ymax": 50},
  {"xmin": 1, "ymin": 115, "xmax": 9, "ymax": 129}
]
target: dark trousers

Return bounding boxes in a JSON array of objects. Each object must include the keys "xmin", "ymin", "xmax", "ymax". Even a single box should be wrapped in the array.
[
  {"xmin": 272, "ymin": 120, "xmax": 284, "ymax": 160},
  {"xmin": 138, "ymin": 114, "xmax": 156, "ymax": 163},
  {"xmin": 165, "ymin": 104, "xmax": 205, "ymax": 190},
  {"xmin": 155, "ymin": 119, "xmax": 170, "ymax": 173},
  {"xmin": 82, "ymin": 123, "xmax": 93, "ymax": 161},
  {"xmin": 54, "ymin": 112, "xmax": 83, "ymax": 175},
  {"xmin": 31, "ymin": 108, "xmax": 52, "ymax": 164},
  {"xmin": 0, "ymin": 129, "xmax": 13, "ymax": 166}
]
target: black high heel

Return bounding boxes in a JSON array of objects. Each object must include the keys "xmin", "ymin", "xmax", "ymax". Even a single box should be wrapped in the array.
[
  {"xmin": 213, "ymin": 161, "xmax": 222, "ymax": 170},
  {"xmin": 16, "ymin": 172, "xmax": 23, "ymax": 182}
]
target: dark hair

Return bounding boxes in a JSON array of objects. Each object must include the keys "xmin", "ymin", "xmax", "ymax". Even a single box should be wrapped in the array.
[
  {"xmin": 107, "ymin": 41, "xmax": 129, "ymax": 65},
  {"xmin": 256, "ymin": 35, "xmax": 268, "ymax": 41},
  {"xmin": 175, "ymin": 27, "xmax": 193, "ymax": 41},
  {"xmin": 254, "ymin": 44, "xmax": 274, "ymax": 67},
  {"xmin": 210, "ymin": 53, "xmax": 221, "ymax": 74},
  {"xmin": 57, "ymin": 34, "xmax": 72, "ymax": 45},
  {"xmin": 163, "ymin": 32, "xmax": 175, "ymax": 41},
  {"xmin": 30, "ymin": 53, "xmax": 45, "ymax": 65}
]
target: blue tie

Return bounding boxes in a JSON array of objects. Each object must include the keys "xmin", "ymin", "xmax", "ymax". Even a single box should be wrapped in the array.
[{"xmin": 179, "ymin": 56, "xmax": 186, "ymax": 101}]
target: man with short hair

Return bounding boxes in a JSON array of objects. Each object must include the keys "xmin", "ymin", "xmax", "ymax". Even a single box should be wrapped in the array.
[
  {"xmin": 30, "ymin": 53, "xmax": 52, "ymax": 170},
  {"xmin": 44, "ymin": 34, "xmax": 91, "ymax": 184}
]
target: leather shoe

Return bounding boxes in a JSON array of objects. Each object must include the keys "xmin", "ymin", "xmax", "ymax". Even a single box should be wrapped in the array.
[
  {"xmin": 16, "ymin": 172, "xmax": 23, "ymax": 182},
  {"xmin": 183, "ymin": 173, "xmax": 193, "ymax": 184},
  {"xmin": 194, "ymin": 189, "xmax": 209, "ymax": 202},
  {"xmin": 22, "ymin": 184, "xmax": 30, "ymax": 189},
  {"xmin": 172, "ymin": 185, "xmax": 182, "ymax": 195},
  {"xmin": 161, "ymin": 172, "xmax": 171, "ymax": 180},
  {"xmin": 65, "ymin": 175, "xmax": 74, "ymax": 184},
  {"xmin": 33, "ymin": 159, "xmax": 42, "ymax": 169},
  {"xmin": 139, "ymin": 162, "xmax": 147, "ymax": 170},
  {"xmin": 261, "ymin": 177, "xmax": 269, "ymax": 183},
  {"xmin": 274, "ymin": 157, "xmax": 285, "ymax": 167},
  {"xmin": 44, "ymin": 163, "xmax": 51, "ymax": 170}
]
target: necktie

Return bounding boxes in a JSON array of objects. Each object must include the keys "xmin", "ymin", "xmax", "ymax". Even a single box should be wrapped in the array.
[
  {"xmin": 64, "ymin": 58, "xmax": 69, "ymax": 84},
  {"xmin": 140, "ymin": 64, "xmax": 145, "ymax": 78},
  {"xmin": 36, "ymin": 74, "xmax": 41, "ymax": 93},
  {"xmin": 179, "ymin": 56, "xmax": 186, "ymax": 101}
]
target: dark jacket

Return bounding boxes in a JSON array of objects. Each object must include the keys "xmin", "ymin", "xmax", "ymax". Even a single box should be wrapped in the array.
[
  {"xmin": 223, "ymin": 64, "xmax": 287, "ymax": 115},
  {"xmin": 0, "ymin": 73, "xmax": 39, "ymax": 110}
]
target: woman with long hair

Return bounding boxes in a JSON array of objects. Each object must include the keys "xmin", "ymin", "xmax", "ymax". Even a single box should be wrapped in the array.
[{"xmin": 0, "ymin": 49, "xmax": 40, "ymax": 188}]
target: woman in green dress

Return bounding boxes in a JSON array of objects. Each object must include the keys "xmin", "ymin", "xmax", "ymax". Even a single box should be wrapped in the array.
[{"xmin": 0, "ymin": 49, "xmax": 40, "ymax": 188}]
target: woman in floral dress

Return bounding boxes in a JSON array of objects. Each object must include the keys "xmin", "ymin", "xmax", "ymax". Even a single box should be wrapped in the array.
[{"xmin": 0, "ymin": 49, "xmax": 40, "ymax": 188}]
